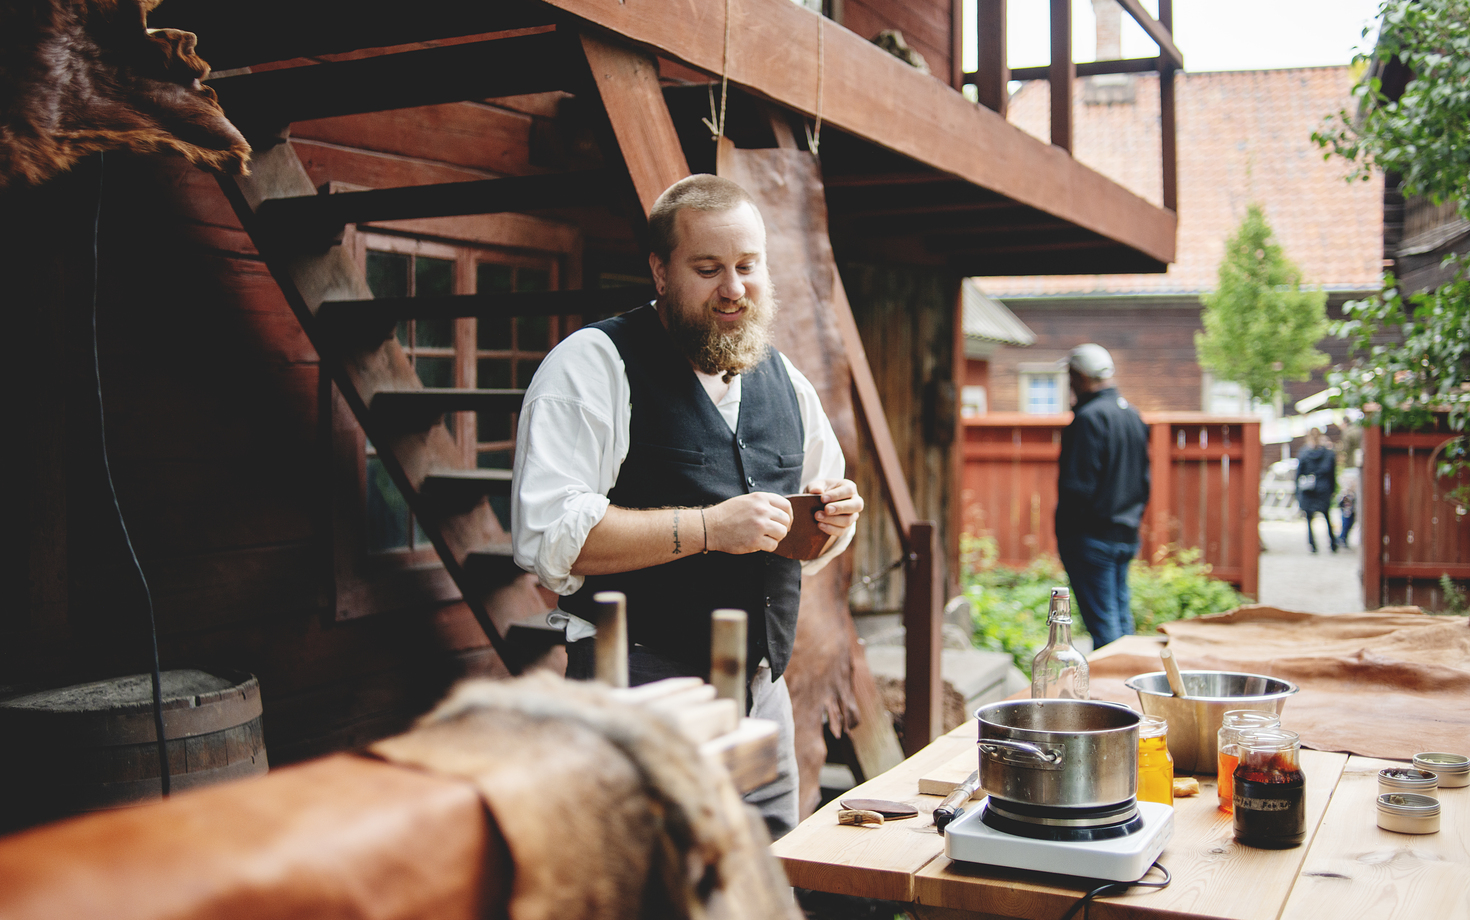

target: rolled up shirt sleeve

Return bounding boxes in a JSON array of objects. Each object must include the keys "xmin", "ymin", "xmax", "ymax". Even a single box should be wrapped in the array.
[
  {"xmin": 781, "ymin": 356, "xmax": 856, "ymax": 575},
  {"xmin": 511, "ymin": 330, "xmax": 630, "ymax": 595}
]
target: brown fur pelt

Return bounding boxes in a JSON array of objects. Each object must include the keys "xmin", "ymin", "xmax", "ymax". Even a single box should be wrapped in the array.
[
  {"xmin": 0, "ymin": 0, "xmax": 250, "ymax": 190},
  {"xmin": 371, "ymin": 673, "xmax": 800, "ymax": 920}
]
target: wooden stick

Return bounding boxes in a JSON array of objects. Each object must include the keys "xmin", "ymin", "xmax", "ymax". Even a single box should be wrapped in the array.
[
  {"xmin": 710, "ymin": 608, "xmax": 748, "ymax": 713},
  {"xmin": 592, "ymin": 591, "xmax": 628, "ymax": 688}
]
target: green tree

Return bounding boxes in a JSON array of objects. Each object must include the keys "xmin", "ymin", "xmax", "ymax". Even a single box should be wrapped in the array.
[
  {"xmin": 1313, "ymin": 1, "xmax": 1470, "ymax": 451},
  {"xmin": 1195, "ymin": 205, "xmax": 1329, "ymax": 404}
]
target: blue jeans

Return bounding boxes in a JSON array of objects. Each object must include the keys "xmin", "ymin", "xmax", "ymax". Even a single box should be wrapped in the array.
[{"xmin": 1058, "ymin": 535, "xmax": 1138, "ymax": 648}]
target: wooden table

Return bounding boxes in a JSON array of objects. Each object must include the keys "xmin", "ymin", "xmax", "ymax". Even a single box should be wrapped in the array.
[{"xmin": 775, "ymin": 728, "xmax": 1470, "ymax": 919}]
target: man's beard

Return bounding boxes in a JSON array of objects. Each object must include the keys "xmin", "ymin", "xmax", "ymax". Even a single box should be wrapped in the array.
[{"xmin": 663, "ymin": 283, "xmax": 779, "ymax": 379}]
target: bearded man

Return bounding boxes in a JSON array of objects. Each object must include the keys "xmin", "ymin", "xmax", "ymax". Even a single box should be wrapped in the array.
[{"xmin": 511, "ymin": 174, "xmax": 863, "ymax": 837}]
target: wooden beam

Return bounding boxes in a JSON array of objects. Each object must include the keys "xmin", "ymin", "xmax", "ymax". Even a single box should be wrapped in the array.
[
  {"xmin": 580, "ymin": 32, "xmax": 691, "ymax": 217},
  {"xmin": 1006, "ymin": 56, "xmax": 1161, "ymax": 82},
  {"xmin": 540, "ymin": 0, "xmax": 1177, "ymax": 265},
  {"xmin": 903, "ymin": 522, "xmax": 943, "ymax": 757},
  {"xmin": 1049, "ymin": 0, "xmax": 1074, "ymax": 153},
  {"xmin": 950, "ymin": 0, "xmax": 966, "ymax": 92},
  {"xmin": 1117, "ymin": 0, "xmax": 1184, "ymax": 69},
  {"xmin": 1363, "ymin": 425, "xmax": 1383, "ymax": 609},
  {"xmin": 1159, "ymin": 0, "xmax": 1179, "ymax": 212},
  {"xmin": 973, "ymin": 0, "xmax": 1008, "ymax": 114},
  {"xmin": 209, "ymin": 31, "xmax": 568, "ymax": 126}
]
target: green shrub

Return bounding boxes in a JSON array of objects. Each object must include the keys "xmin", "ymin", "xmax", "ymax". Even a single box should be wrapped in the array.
[{"xmin": 961, "ymin": 537, "xmax": 1247, "ymax": 676}]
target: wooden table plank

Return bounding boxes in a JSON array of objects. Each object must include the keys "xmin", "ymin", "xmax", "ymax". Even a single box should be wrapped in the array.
[
  {"xmin": 774, "ymin": 723, "xmax": 975, "ymax": 901},
  {"xmin": 911, "ymin": 750, "xmax": 1347, "ymax": 920},
  {"xmin": 1280, "ymin": 755, "xmax": 1470, "ymax": 919}
]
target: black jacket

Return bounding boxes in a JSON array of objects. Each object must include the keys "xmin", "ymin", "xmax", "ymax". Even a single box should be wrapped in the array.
[
  {"xmin": 1056, "ymin": 387, "xmax": 1151, "ymax": 543},
  {"xmin": 1296, "ymin": 446, "xmax": 1337, "ymax": 514}
]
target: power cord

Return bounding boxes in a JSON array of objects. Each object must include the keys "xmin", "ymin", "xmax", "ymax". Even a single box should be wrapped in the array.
[
  {"xmin": 89, "ymin": 152, "xmax": 170, "ymax": 796},
  {"xmin": 1057, "ymin": 861, "xmax": 1171, "ymax": 920}
]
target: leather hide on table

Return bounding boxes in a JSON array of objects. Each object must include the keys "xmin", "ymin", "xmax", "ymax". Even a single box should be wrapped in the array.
[{"xmin": 1087, "ymin": 605, "xmax": 1470, "ymax": 760}]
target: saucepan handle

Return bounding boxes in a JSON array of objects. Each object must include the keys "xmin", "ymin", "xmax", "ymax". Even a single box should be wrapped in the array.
[{"xmin": 977, "ymin": 738, "xmax": 1065, "ymax": 765}]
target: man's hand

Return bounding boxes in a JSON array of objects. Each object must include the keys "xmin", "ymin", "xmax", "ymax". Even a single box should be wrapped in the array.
[
  {"xmin": 706, "ymin": 492, "xmax": 793, "ymax": 554},
  {"xmin": 806, "ymin": 479, "xmax": 863, "ymax": 536}
]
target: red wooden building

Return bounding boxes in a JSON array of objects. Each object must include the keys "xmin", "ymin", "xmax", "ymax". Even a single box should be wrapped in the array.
[{"xmin": 7, "ymin": 0, "xmax": 1180, "ymax": 810}]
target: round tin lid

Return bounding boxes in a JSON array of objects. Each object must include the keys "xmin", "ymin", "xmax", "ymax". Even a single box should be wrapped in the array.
[
  {"xmin": 1377, "ymin": 792, "xmax": 1441, "ymax": 816},
  {"xmin": 1413, "ymin": 752, "xmax": 1470, "ymax": 776},
  {"xmin": 1379, "ymin": 767, "xmax": 1438, "ymax": 787}
]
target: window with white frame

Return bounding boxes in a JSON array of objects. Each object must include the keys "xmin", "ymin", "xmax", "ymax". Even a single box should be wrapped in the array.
[{"xmin": 1018, "ymin": 364, "xmax": 1068, "ymax": 414}]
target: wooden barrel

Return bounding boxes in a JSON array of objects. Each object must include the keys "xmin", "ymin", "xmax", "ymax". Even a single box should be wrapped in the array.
[{"xmin": 0, "ymin": 669, "xmax": 267, "ymax": 829}]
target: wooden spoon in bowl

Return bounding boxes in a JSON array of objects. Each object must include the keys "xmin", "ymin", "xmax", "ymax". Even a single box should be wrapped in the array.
[{"xmin": 1161, "ymin": 647, "xmax": 1189, "ymax": 698}]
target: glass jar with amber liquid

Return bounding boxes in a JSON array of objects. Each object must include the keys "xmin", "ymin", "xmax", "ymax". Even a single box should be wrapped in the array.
[
  {"xmin": 1136, "ymin": 715, "xmax": 1173, "ymax": 806},
  {"xmin": 1217, "ymin": 710, "xmax": 1280, "ymax": 812},
  {"xmin": 1233, "ymin": 728, "xmax": 1305, "ymax": 848}
]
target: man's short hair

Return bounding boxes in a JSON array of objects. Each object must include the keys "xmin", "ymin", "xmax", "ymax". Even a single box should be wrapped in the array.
[{"xmin": 648, "ymin": 175, "xmax": 760, "ymax": 263}]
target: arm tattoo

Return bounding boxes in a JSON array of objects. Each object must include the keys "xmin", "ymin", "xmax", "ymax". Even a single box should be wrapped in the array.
[{"xmin": 672, "ymin": 508, "xmax": 682, "ymax": 555}]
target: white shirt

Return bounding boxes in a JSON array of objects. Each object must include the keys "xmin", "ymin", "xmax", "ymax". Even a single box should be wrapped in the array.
[{"xmin": 511, "ymin": 321, "xmax": 855, "ymax": 624}]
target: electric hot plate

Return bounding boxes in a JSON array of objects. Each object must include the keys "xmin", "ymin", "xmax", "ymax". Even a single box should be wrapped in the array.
[{"xmin": 944, "ymin": 797, "xmax": 1174, "ymax": 882}]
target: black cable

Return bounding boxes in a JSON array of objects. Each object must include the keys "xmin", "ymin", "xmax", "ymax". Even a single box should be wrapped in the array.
[
  {"xmin": 1057, "ymin": 861, "xmax": 1171, "ymax": 920},
  {"xmin": 88, "ymin": 152, "xmax": 170, "ymax": 796}
]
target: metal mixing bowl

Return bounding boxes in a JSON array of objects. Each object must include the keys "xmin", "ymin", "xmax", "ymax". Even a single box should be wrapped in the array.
[{"xmin": 1124, "ymin": 671, "xmax": 1298, "ymax": 773}]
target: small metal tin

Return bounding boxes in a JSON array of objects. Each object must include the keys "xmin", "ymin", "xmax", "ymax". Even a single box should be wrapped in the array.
[
  {"xmin": 1376, "ymin": 793, "xmax": 1441, "ymax": 835},
  {"xmin": 1413, "ymin": 752, "xmax": 1470, "ymax": 788},
  {"xmin": 1378, "ymin": 767, "xmax": 1439, "ymax": 799}
]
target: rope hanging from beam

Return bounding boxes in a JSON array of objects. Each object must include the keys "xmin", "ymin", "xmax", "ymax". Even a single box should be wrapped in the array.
[
  {"xmin": 701, "ymin": 0, "xmax": 733, "ymax": 141},
  {"xmin": 804, "ymin": 15, "xmax": 824, "ymax": 158}
]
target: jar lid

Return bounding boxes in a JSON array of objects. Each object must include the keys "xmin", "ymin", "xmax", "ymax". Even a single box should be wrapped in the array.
[
  {"xmin": 1379, "ymin": 767, "xmax": 1438, "ymax": 787},
  {"xmin": 1138, "ymin": 715, "xmax": 1167, "ymax": 738},
  {"xmin": 1413, "ymin": 752, "xmax": 1470, "ymax": 777},
  {"xmin": 1377, "ymin": 792, "xmax": 1441, "ymax": 817}
]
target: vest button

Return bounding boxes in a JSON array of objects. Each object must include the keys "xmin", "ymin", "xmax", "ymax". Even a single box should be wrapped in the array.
[
  {"xmin": 737, "ymin": 438, "xmax": 746, "ymax": 449},
  {"xmin": 746, "ymin": 476, "xmax": 756, "ymax": 487},
  {"xmin": 765, "ymin": 596, "xmax": 772, "ymax": 607}
]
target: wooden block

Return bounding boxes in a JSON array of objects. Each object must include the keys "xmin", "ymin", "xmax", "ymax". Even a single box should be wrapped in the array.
[
  {"xmin": 665, "ymin": 698, "xmax": 738, "ymax": 746},
  {"xmin": 1281, "ymin": 755, "xmax": 1470, "ymax": 920},
  {"xmin": 611, "ymin": 676, "xmax": 705, "ymax": 706},
  {"xmin": 641, "ymin": 683, "xmax": 717, "ymax": 715},
  {"xmin": 700, "ymin": 717, "xmax": 779, "ymax": 794},
  {"xmin": 917, "ymin": 749, "xmax": 980, "ymax": 798}
]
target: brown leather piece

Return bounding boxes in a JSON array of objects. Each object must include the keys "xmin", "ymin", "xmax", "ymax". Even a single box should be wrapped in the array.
[
  {"xmin": 1088, "ymin": 605, "xmax": 1470, "ymax": 760},
  {"xmin": 373, "ymin": 673, "xmax": 803, "ymax": 920},
  {"xmin": 0, "ymin": 754, "xmax": 502, "ymax": 920}
]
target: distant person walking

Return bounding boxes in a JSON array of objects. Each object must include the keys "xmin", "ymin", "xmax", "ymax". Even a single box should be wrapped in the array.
[
  {"xmin": 1338, "ymin": 488, "xmax": 1356, "ymax": 549},
  {"xmin": 1296, "ymin": 428, "xmax": 1338, "ymax": 553},
  {"xmin": 1055, "ymin": 344, "xmax": 1151, "ymax": 648}
]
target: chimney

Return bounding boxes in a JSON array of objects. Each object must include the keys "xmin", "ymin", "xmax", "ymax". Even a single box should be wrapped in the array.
[
  {"xmin": 1085, "ymin": 0, "xmax": 1134, "ymax": 104},
  {"xmin": 1092, "ymin": 0, "xmax": 1122, "ymax": 61}
]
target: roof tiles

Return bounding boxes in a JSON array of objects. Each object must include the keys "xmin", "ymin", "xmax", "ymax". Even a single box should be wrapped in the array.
[{"xmin": 984, "ymin": 67, "xmax": 1384, "ymax": 297}]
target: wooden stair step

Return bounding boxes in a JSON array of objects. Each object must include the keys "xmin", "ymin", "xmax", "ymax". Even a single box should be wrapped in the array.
[
  {"xmin": 254, "ymin": 171, "xmax": 609, "ymax": 246},
  {"xmin": 209, "ymin": 31, "xmax": 568, "ymax": 127},
  {"xmin": 421, "ymin": 468, "xmax": 513, "ymax": 513},
  {"xmin": 462, "ymin": 543, "xmax": 524, "ymax": 590},
  {"xmin": 370, "ymin": 388, "xmax": 525, "ymax": 433},
  {"xmin": 317, "ymin": 286, "xmax": 654, "ymax": 347}
]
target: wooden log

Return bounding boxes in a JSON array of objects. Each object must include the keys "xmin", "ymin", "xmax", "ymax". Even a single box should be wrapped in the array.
[
  {"xmin": 710, "ymin": 609, "xmax": 748, "ymax": 713},
  {"xmin": 592, "ymin": 591, "xmax": 629, "ymax": 688},
  {"xmin": 1049, "ymin": 0, "xmax": 1075, "ymax": 152}
]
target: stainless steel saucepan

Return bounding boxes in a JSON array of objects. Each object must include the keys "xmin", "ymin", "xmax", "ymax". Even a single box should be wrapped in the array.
[{"xmin": 976, "ymin": 699, "xmax": 1141, "ymax": 809}]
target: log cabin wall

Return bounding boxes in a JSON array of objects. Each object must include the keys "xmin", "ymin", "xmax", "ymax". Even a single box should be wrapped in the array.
[{"xmin": 841, "ymin": 262, "xmax": 960, "ymax": 614}]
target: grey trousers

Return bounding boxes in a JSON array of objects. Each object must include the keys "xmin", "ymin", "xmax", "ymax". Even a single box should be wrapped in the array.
[{"xmin": 566, "ymin": 640, "xmax": 800, "ymax": 840}]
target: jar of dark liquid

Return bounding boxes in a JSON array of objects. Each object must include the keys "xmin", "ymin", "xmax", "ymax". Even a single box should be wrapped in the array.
[{"xmin": 1233, "ymin": 728, "xmax": 1305, "ymax": 848}]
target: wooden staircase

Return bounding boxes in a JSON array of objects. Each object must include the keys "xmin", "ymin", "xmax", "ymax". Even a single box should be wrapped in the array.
[{"xmin": 213, "ymin": 26, "xmax": 681, "ymax": 673}]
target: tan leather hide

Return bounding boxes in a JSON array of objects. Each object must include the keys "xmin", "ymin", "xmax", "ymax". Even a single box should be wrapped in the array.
[{"xmin": 0, "ymin": 0, "xmax": 250, "ymax": 189}]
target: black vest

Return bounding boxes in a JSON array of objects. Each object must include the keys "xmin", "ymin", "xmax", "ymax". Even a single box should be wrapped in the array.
[{"xmin": 563, "ymin": 305, "xmax": 805, "ymax": 679}]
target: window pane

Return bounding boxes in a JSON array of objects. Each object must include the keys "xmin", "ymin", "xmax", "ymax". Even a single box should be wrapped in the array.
[
  {"xmin": 519, "ymin": 314, "xmax": 550, "ymax": 351},
  {"xmin": 478, "ymin": 450, "xmax": 512, "ymax": 469},
  {"xmin": 415, "ymin": 356, "xmax": 455, "ymax": 389},
  {"xmin": 394, "ymin": 321, "xmax": 409, "ymax": 346},
  {"xmin": 1026, "ymin": 377, "xmax": 1059, "ymax": 414},
  {"xmin": 415, "ymin": 255, "xmax": 454, "ymax": 298},
  {"xmin": 516, "ymin": 267, "xmax": 551, "ymax": 292},
  {"xmin": 478, "ymin": 316, "xmax": 512, "ymax": 351},
  {"xmin": 477, "ymin": 410, "xmax": 511, "ymax": 444},
  {"xmin": 515, "ymin": 355, "xmax": 544, "ymax": 388},
  {"xmin": 478, "ymin": 358, "xmax": 512, "ymax": 390},
  {"xmin": 367, "ymin": 251, "xmax": 410, "ymax": 299},
  {"xmin": 415, "ymin": 318, "xmax": 455, "ymax": 349},
  {"xmin": 366, "ymin": 457, "xmax": 410, "ymax": 551},
  {"xmin": 478, "ymin": 262, "xmax": 514, "ymax": 293}
]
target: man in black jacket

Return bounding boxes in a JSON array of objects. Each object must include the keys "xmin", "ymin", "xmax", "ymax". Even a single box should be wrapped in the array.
[
  {"xmin": 1055, "ymin": 344, "xmax": 1151, "ymax": 648},
  {"xmin": 1296, "ymin": 428, "xmax": 1338, "ymax": 552}
]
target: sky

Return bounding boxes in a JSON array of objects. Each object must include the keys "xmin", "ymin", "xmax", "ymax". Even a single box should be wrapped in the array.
[{"xmin": 966, "ymin": 0, "xmax": 1385, "ymax": 73}]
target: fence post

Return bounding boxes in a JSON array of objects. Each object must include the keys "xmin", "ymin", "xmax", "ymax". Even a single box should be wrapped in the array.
[
  {"xmin": 904, "ymin": 522, "xmax": 943, "ymax": 757},
  {"xmin": 1147, "ymin": 420, "xmax": 1174, "ymax": 562},
  {"xmin": 1241, "ymin": 421, "xmax": 1261, "ymax": 599},
  {"xmin": 1363, "ymin": 425, "xmax": 1383, "ymax": 610}
]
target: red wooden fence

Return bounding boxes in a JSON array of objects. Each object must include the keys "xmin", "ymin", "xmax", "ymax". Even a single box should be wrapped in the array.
[
  {"xmin": 1363, "ymin": 423, "xmax": 1470, "ymax": 610},
  {"xmin": 961, "ymin": 412, "xmax": 1260, "ymax": 598}
]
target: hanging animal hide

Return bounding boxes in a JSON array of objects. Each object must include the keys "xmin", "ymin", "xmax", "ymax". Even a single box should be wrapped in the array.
[{"xmin": 0, "ymin": 0, "xmax": 250, "ymax": 190}]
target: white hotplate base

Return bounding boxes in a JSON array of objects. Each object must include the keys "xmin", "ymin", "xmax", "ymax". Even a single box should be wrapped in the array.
[{"xmin": 944, "ymin": 797, "xmax": 1174, "ymax": 883}]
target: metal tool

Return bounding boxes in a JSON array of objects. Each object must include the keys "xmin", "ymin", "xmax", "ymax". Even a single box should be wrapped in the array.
[{"xmin": 934, "ymin": 769, "xmax": 982, "ymax": 832}]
